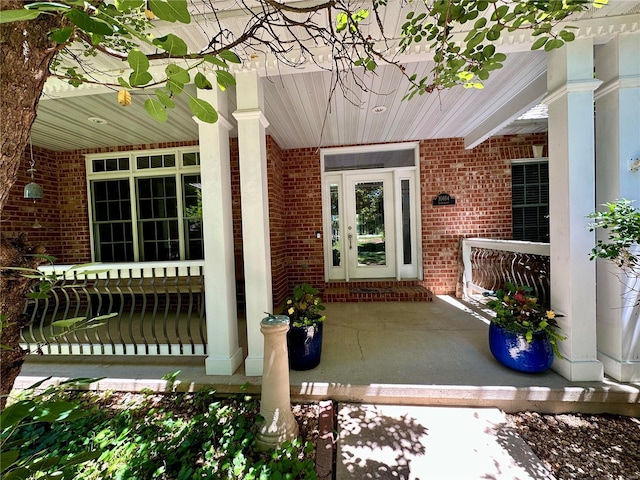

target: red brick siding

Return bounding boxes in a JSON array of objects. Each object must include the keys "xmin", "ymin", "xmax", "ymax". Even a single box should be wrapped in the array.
[
  {"xmin": 281, "ymin": 147, "xmax": 326, "ymax": 290},
  {"xmin": 229, "ymin": 137, "xmax": 242, "ymax": 261},
  {"xmin": 282, "ymin": 134, "xmax": 547, "ymax": 296},
  {"xmin": 420, "ymin": 134, "xmax": 547, "ymax": 294},
  {"xmin": 3, "ymin": 133, "xmax": 547, "ymax": 299},
  {"xmin": 267, "ymin": 137, "xmax": 288, "ymax": 306},
  {"xmin": 2, "ymin": 147, "xmax": 62, "ymax": 259}
]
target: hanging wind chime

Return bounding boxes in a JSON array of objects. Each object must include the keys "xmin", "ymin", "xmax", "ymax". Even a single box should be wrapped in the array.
[{"xmin": 23, "ymin": 138, "xmax": 43, "ymax": 229}]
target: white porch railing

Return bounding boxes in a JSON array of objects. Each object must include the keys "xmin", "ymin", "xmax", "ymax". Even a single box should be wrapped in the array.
[
  {"xmin": 21, "ymin": 261, "xmax": 206, "ymax": 356},
  {"xmin": 461, "ymin": 238, "xmax": 551, "ymax": 307}
]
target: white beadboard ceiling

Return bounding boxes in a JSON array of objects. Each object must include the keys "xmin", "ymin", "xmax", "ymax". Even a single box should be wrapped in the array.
[{"xmin": 30, "ymin": 1, "xmax": 640, "ymax": 152}]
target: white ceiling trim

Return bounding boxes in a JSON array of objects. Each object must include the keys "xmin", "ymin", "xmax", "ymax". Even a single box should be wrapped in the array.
[
  {"xmin": 41, "ymin": 11, "xmax": 640, "ymax": 99},
  {"xmin": 464, "ymin": 73, "xmax": 547, "ymax": 149}
]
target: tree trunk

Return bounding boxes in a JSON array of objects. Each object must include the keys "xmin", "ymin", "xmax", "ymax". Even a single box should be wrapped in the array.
[
  {"xmin": 0, "ymin": 1, "xmax": 62, "ymax": 409},
  {"xmin": 0, "ymin": 234, "xmax": 45, "ymax": 409},
  {"xmin": 0, "ymin": 0, "xmax": 61, "ymax": 209}
]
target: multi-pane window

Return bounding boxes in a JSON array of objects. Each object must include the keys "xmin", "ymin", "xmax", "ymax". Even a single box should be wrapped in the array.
[
  {"xmin": 512, "ymin": 161, "xmax": 549, "ymax": 243},
  {"xmin": 88, "ymin": 149, "xmax": 203, "ymax": 262},
  {"xmin": 92, "ymin": 179, "xmax": 134, "ymax": 262}
]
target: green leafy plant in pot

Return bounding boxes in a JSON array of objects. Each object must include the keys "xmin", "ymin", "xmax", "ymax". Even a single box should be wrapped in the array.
[
  {"xmin": 282, "ymin": 284, "xmax": 326, "ymax": 370},
  {"xmin": 486, "ymin": 283, "xmax": 566, "ymax": 373}
]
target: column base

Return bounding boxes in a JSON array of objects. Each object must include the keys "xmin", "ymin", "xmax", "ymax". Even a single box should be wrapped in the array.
[
  {"xmin": 551, "ymin": 356, "xmax": 604, "ymax": 381},
  {"xmin": 205, "ymin": 347, "xmax": 244, "ymax": 375},
  {"xmin": 245, "ymin": 355, "xmax": 264, "ymax": 376},
  {"xmin": 598, "ymin": 352, "xmax": 640, "ymax": 382}
]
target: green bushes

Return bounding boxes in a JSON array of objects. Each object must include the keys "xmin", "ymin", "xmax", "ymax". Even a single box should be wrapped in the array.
[{"xmin": 3, "ymin": 385, "xmax": 317, "ymax": 480}]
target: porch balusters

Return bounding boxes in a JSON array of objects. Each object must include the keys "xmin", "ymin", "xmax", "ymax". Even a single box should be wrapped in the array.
[{"xmin": 20, "ymin": 262, "xmax": 206, "ymax": 356}]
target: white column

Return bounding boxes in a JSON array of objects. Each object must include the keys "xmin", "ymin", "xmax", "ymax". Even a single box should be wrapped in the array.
[
  {"xmin": 197, "ymin": 85, "xmax": 244, "ymax": 375},
  {"xmin": 545, "ymin": 38, "xmax": 604, "ymax": 381},
  {"xmin": 233, "ymin": 70, "xmax": 272, "ymax": 376},
  {"xmin": 594, "ymin": 32, "xmax": 640, "ymax": 382}
]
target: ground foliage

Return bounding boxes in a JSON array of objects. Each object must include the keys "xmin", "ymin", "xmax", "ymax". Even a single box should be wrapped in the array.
[
  {"xmin": 6, "ymin": 388, "xmax": 319, "ymax": 480},
  {"xmin": 507, "ymin": 412, "xmax": 640, "ymax": 480}
]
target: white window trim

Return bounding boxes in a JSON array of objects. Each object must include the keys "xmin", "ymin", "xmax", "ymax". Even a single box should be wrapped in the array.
[{"xmin": 86, "ymin": 147, "xmax": 201, "ymax": 263}]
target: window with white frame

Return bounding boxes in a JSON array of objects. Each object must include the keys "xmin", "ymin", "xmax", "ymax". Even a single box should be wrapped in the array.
[
  {"xmin": 87, "ymin": 149, "xmax": 203, "ymax": 262},
  {"xmin": 511, "ymin": 160, "xmax": 549, "ymax": 243}
]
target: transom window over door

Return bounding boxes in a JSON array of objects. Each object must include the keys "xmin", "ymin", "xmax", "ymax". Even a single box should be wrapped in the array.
[
  {"xmin": 322, "ymin": 143, "xmax": 421, "ymax": 281},
  {"xmin": 87, "ymin": 149, "xmax": 203, "ymax": 262}
]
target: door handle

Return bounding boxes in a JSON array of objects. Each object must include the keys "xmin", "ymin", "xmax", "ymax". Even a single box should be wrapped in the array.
[{"xmin": 348, "ymin": 233, "xmax": 353, "ymax": 250}]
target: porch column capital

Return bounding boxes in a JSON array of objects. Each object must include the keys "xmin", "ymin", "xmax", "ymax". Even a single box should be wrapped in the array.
[
  {"xmin": 543, "ymin": 79, "xmax": 603, "ymax": 105},
  {"xmin": 232, "ymin": 109, "xmax": 270, "ymax": 128}
]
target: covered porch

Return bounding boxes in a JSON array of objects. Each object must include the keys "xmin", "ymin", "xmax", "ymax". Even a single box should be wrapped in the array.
[
  {"xmin": 15, "ymin": 297, "xmax": 640, "ymax": 415},
  {"xmin": 4, "ymin": 2, "xmax": 639, "ymax": 386}
]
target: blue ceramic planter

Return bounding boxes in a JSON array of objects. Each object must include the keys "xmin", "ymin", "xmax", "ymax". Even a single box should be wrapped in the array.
[
  {"xmin": 287, "ymin": 322, "xmax": 323, "ymax": 371},
  {"xmin": 488, "ymin": 322, "xmax": 554, "ymax": 373}
]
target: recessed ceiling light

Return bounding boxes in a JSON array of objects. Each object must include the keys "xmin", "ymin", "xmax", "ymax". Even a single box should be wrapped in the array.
[
  {"xmin": 371, "ymin": 105, "xmax": 387, "ymax": 114},
  {"xmin": 88, "ymin": 117, "xmax": 108, "ymax": 125}
]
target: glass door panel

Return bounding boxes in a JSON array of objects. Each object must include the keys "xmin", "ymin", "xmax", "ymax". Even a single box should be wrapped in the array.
[
  {"xmin": 355, "ymin": 181, "xmax": 386, "ymax": 266},
  {"xmin": 346, "ymin": 173, "xmax": 395, "ymax": 279}
]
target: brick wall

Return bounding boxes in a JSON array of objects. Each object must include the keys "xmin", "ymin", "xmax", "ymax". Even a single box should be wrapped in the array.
[
  {"xmin": 2, "ymin": 147, "xmax": 62, "ymax": 260},
  {"xmin": 267, "ymin": 137, "xmax": 289, "ymax": 306},
  {"xmin": 419, "ymin": 133, "xmax": 547, "ymax": 294},
  {"xmin": 230, "ymin": 137, "xmax": 242, "ymax": 261},
  {"xmin": 3, "ymin": 133, "xmax": 547, "ymax": 298},
  {"xmin": 281, "ymin": 147, "xmax": 326, "ymax": 290},
  {"xmin": 3, "ymin": 141, "xmax": 200, "ymax": 265},
  {"xmin": 281, "ymin": 133, "xmax": 548, "ymax": 295}
]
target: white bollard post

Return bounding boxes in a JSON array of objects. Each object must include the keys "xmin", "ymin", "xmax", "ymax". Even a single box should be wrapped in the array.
[{"xmin": 256, "ymin": 314, "xmax": 299, "ymax": 450}]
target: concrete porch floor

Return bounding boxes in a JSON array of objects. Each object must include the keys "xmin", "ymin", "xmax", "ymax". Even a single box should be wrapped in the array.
[{"xmin": 15, "ymin": 296, "xmax": 640, "ymax": 415}]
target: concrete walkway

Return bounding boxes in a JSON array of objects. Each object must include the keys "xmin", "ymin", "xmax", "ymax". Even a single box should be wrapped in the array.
[{"xmin": 336, "ymin": 404, "xmax": 555, "ymax": 480}]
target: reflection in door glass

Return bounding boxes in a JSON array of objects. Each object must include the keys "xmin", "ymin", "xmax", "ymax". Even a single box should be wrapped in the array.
[
  {"xmin": 330, "ymin": 184, "xmax": 341, "ymax": 267},
  {"xmin": 355, "ymin": 181, "xmax": 386, "ymax": 266}
]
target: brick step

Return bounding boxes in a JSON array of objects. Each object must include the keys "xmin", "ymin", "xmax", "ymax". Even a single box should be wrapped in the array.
[{"xmin": 323, "ymin": 283, "xmax": 433, "ymax": 303}]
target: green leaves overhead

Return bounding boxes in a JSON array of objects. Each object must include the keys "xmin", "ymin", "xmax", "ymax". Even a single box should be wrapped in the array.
[
  {"xmin": 144, "ymin": 98, "xmax": 168, "ymax": 122},
  {"xmin": 0, "ymin": 0, "xmax": 606, "ymax": 125},
  {"xmin": 128, "ymin": 49, "xmax": 152, "ymax": 87},
  {"xmin": 189, "ymin": 98, "xmax": 218, "ymax": 123},
  {"xmin": 49, "ymin": 26, "xmax": 73, "ymax": 44},
  {"xmin": 127, "ymin": 49, "xmax": 149, "ymax": 73},
  {"xmin": 214, "ymin": 70, "xmax": 235, "ymax": 91},
  {"xmin": 153, "ymin": 34, "xmax": 188, "ymax": 57},
  {"xmin": 335, "ymin": 8, "xmax": 369, "ymax": 33},
  {"xmin": 0, "ymin": 9, "xmax": 41, "ymax": 23},
  {"xmin": 114, "ymin": 0, "xmax": 145, "ymax": 11},
  {"xmin": 66, "ymin": 8, "xmax": 114, "ymax": 36},
  {"xmin": 400, "ymin": 0, "xmax": 603, "ymax": 96},
  {"xmin": 194, "ymin": 72, "xmax": 213, "ymax": 90},
  {"xmin": 165, "ymin": 64, "xmax": 190, "ymax": 94},
  {"xmin": 147, "ymin": 0, "xmax": 190, "ymax": 23},
  {"xmin": 219, "ymin": 50, "xmax": 241, "ymax": 64},
  {"xmin": 156, "ymin": 89, "xmax": 175, "ymax": 109}
]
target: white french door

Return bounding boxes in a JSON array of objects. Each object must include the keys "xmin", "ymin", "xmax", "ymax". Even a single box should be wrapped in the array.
[
  {"xmin": 345, "ymin": 172, "xmax": 395, "ymax": 279},
  {"xmin": 322, "ymin": 143, "xmax": 421, "ymax": 282}
]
